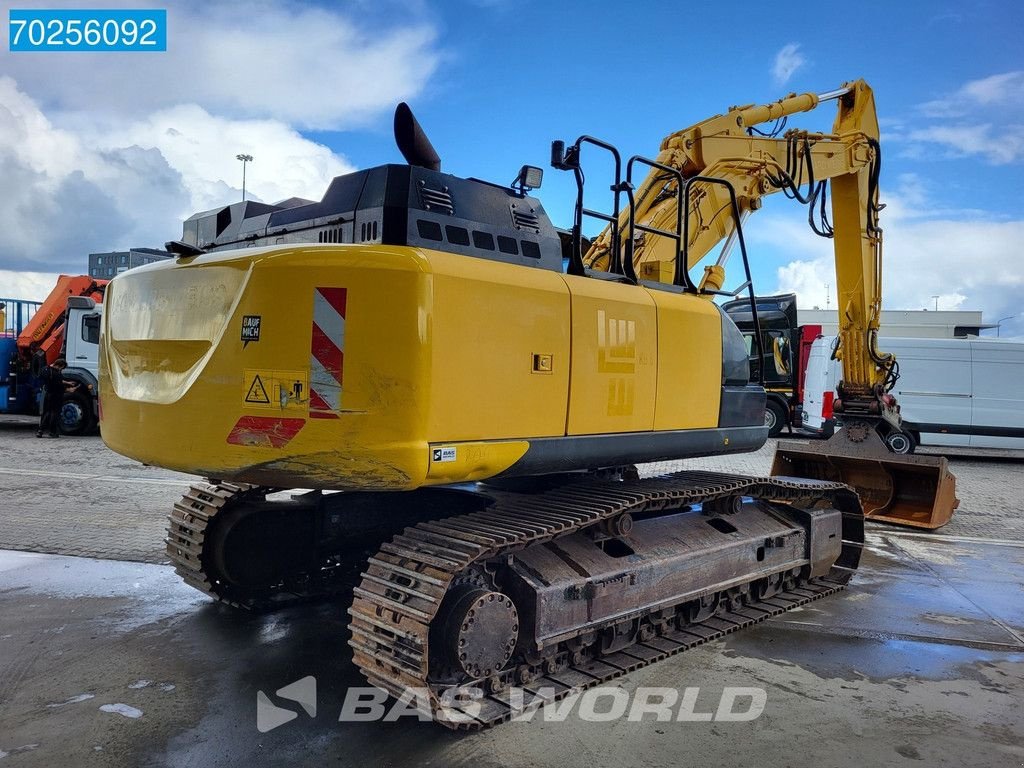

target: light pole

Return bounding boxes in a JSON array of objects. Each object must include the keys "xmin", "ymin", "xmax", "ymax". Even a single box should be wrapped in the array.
[
  {"xmin": 996, "ymin": 314, "xmax": 1016, "ymax": 338},
  {"xmin": 236, "ymin": 154, "xmax": 253, "ymax": 201},
  {"xmin": 931, "ymin": 295, "xmax": 939, "ymax": 311}
]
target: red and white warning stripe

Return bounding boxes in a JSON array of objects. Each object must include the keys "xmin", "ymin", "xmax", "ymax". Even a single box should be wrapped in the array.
[{"xmin": 309, "ymin": 287, "xmax": 346, "ymax": 419}]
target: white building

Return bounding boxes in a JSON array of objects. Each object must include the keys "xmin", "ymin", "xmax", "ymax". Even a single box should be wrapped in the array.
[{"xmin": 797, "ymin": 308, "xmax": 995, "ymax": 339}]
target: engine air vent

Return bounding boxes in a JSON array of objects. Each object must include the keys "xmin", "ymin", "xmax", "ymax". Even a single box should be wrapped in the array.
[
  {"xmin": 510, "ymin": 204, "xmax": 541, "ymax": 233},
  {"xmin": 418, "ymin": 183, "xmax": 454, "ymax": 215}
]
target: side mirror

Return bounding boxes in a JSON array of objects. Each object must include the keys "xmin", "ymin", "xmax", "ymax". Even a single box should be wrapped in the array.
[{"xmin": 550, "ymin": 140, "xmax": 580, "ymax": 171}]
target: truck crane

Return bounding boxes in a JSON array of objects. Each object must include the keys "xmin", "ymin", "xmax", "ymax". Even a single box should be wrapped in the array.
[
  {"xmin": 1, "ymin": 275, "xmax": 107, "ymax": 434},
  {"xmin": 98, "ymin": 81, "xmax": 957, "ymax": 728}
]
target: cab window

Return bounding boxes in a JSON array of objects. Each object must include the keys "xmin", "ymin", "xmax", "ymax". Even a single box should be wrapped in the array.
[{"xmin": 82, "ymin": 314, "xmax": 101, "ymax": 345}]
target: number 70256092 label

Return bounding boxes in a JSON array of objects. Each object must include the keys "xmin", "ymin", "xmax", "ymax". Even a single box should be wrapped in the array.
[{"xmin": 9, "ymin": 9, "xmax": 167, "ymax": 52}]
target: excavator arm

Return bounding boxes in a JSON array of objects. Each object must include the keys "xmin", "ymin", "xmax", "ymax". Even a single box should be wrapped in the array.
[
  {"xmin": 574, "ymin": 80, "xmax": 957, "ymax": 529},
  {"xmin": 585, "ymin": 81, "xmax": 894, "ymax": 417}
]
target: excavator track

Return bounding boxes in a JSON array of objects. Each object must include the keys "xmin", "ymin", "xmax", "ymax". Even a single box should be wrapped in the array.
[
  {"xmin": 165, "ymin": 472, "xmax": 862, "ymax": 729},
  {"xmin": 165, "ymin": 481, "xmax": 480, "ymax": 610},
  {"xmin": 166, "ymin": 482, "xmax": 355, "ymax": 610},
  {"xmin": 166, "ymin": 481, "xmax": 257, "ymax": 608},
  {"xmin": 348, "ymin": 471, "xmax": 863, "ymax": 729}
]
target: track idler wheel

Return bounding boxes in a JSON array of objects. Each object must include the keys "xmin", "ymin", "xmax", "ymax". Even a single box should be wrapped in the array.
[{"xmin": 439, "ymin": 586, "xmax": 519, "ymax": 680}]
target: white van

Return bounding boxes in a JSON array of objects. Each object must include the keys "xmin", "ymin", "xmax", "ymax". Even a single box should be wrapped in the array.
[{"xmin": 801, "ymin": 336, "xmax": 1024, "ymax": 451}]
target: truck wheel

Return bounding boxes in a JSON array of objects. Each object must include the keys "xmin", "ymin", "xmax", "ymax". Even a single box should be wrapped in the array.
[
  {"xmin": 884, "ymin": 430, "xmax": 916, "ymax": 455},
  {"xmin": 765, "ymin": 400, "xmax": 787, "ymax": 438},
  {"xmin": 59, "ymin": 392, "xmax": 93, "ymax": 436}
]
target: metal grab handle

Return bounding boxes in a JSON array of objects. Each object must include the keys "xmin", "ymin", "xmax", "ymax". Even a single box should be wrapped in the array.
[
  {"xmin": 555, "ymin": 135, "xmax": 630, "ymax": 280},
  {"xmin": 624, "ymin": 154, "xmax": 693, "ymax": 291},
  {"xmin": 680, "ymin": 176, "xmax": 763, "ymax": 385}
]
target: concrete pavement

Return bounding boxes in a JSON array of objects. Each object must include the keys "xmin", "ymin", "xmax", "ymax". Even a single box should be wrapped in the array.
[
  {"xmin": 0, "ymin": 531, "xmax": 1022, "ymax": 767},
  {"xmin": 2, "ymin": 416, "xmax": 1023, "ymax": 766},
  {"xmin": 3, "ymin": 417, "xmax": 1023, "ymax": 563}
]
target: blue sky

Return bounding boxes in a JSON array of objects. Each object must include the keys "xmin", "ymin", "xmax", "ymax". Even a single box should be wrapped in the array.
[{"xmin": 1, "ymin": 0, "xmax": 1022, "ymax": 334}]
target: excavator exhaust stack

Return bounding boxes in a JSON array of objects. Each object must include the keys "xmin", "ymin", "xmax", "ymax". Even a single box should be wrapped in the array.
[
  {"xmin": 394, "ymin": 102, "xmax": 441, "ymax": 171},
  {"xmin": 772, "ymin": 425, "xmax": 959, "ymax": 530}
]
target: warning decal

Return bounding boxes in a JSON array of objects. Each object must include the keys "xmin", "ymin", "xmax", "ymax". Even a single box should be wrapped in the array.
[
  {"xmin": 242, "ymin": 369, "xmax": 309, "ymax": 410},
  {"xmin": 245, "ymin": 374, "xmax": 270, "ymax": 404}
]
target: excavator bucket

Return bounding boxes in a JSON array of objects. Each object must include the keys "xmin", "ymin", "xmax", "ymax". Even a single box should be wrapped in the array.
[{"xmin": 772, "ymin": 427, "xmax": 959, "ymax": 530}]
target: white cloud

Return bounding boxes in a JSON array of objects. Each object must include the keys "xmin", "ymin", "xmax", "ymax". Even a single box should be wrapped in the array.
[
  {"xmin": 0, "ymin": 0, "xmax": 440, "ymax": 130},
  {"xmin": 919, "ymin": 71, "xmax": 1024, "ymax": 117},
  {"xmin": 0, "ymin": 77, "xmax": 353, "ymax": 273},
  {"xmin": 762, "ymin": 207, "xmax": 1024, "ymax": 336},
  {"xmin": 901, "ymin": 71, "xmax": 1024, "ymax": 164},
  {"xmin": 0, "ymin": 270, "xmax": 62, "ymax": 302},
  {"xmin": 772, "ymin": 44, "xmax": 806, "ymax": 86},
  {"xmin": 0, "ymin": 1, "xmax": 441, "ymax": 275},
  {"xmin": 962, "ymin": 71, "xmax": 1024, "ymax": 106},
  {"xmin": 88, "ymin": 105, "xmax": 354, "ymax": 213},
  {"xmin": 904, "ymin": 124, "xmax": 1024, "ymax": 165}
]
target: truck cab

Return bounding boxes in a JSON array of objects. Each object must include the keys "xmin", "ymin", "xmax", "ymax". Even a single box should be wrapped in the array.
[
  {"xmin": 722, "ymin": 293, "xmax": 819, "ymax": 437},
  {"xmin": 58, "ymin": 296, "xmax": 103, "ymax": 434}
]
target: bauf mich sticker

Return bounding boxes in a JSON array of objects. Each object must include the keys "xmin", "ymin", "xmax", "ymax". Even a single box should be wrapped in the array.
[{"xmin": 241, "ymin": 315, "xmax": 261, "ymax": 346}]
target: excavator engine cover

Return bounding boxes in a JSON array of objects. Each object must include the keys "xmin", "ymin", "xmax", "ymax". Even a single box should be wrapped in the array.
[{"xmin": 771, "ymin": 426, "xmax": 959, "ymax": 530}]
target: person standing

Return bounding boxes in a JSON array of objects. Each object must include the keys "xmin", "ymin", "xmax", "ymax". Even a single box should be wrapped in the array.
[
  {"xmin": 37, "ymin": 358, "xmax": 75, "ymax": 438},
  {"xmin": 28, "ymin": 341, "xmax": 48, "ymax": 415}
]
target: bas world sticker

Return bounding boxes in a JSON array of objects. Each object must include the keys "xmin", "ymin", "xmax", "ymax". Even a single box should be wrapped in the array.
[{"xmin": 432, "ymin": 447, "xmax": 457, "ymax": 463}]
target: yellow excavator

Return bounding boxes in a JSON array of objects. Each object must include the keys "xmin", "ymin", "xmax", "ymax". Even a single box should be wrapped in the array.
[{"xmin": 99, "ymin": 80, "xmax": 957, "ymax": 727}]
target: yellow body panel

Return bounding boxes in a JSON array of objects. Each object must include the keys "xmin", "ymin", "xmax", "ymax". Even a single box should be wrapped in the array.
[
  {"xmin": 425, "ymin": 440, "xmax": 530, "ymax": 483},
  {"xmin": 426, "ymin": 252, "xmax": 570, "ymax": 441},
  {"xmin": 100, "ymin": 243, "xmax": 735, "ymax": 491},
  {"xmin": 648, "ymin": 291, "xmax": 721, "ymax": 430},
  {"xmin": 564, "ymin": 276, "xmax": 657, "ymax": 434}
]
